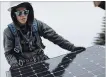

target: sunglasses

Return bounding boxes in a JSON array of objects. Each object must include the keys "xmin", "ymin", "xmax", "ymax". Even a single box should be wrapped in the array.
[{"xmin": 15, "ymin": 10, "xmax": 29, "ymax": 16}]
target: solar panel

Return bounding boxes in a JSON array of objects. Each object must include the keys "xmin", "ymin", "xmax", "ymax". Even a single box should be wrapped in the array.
[{"xmin": 8, "ymin": 45, "xmax": 105, "ymax": 77}]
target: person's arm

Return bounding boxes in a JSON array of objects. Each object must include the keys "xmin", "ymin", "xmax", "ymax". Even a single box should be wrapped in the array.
[
  {"xmin": 3, "ymin": 28, "xmax": 18, "ymax": 66},
  {"xmin": 37, "ymin": 20, "xmax": 75, "ymax": 51}
]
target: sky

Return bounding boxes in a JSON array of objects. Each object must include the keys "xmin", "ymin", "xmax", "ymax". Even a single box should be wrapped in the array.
[{"xmin": 0, "ymin": 1, "xmax": 105, "ymax": 77}]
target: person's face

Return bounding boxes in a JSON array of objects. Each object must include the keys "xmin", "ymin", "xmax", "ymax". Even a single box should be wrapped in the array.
[{"xmin": 15, "ymin": 7, "xmax": 29, "ymax": 25}]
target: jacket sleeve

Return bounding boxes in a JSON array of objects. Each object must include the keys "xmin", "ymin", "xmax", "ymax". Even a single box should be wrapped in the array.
[
  {"xmin": 3, "ymin": 28, "xmax": 18, "ymax": 66},
  {"xmin": 37, "ymin": 20, "xmax": 75, "ymax": 51}
]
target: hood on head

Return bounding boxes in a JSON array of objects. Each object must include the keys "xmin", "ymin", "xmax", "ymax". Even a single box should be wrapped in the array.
[{"xmin": 10, "ymin": 2, "xmax": 34, "ymax": 27}]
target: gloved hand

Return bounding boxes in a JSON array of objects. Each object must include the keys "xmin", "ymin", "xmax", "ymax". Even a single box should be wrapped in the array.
[{"xmin": 72, "ymin": 46, "xmax": 86, "ymax": 54}]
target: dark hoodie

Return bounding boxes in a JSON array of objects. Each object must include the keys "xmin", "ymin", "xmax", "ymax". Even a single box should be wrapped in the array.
[
  {"xmin": 3, "ymin": 2, "xmax": 75, "ymax": 66},
  {"xmin": 11, "ymin": 2, "xmax": 34, "ymax": 28}
]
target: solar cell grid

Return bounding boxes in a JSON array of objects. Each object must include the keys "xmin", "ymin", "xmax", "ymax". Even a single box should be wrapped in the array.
[{"xmin": 9, "ymin": 46, "xmax": 105, "ymax": 77}]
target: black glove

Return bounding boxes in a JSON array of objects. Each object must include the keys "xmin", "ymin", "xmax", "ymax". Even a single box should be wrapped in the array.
[{"xmin": 72, "ymin": 46, "xmax": 86, "ymax": 54}]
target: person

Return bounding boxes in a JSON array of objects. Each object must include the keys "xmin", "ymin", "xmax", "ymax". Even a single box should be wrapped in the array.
[
  {"xmin": 3, "ymin": 2, "xmax": 86, "ymax": 67},
  {"xmin": 94, "ymin": 1, "xmax": 105, "ymax": 10}
]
